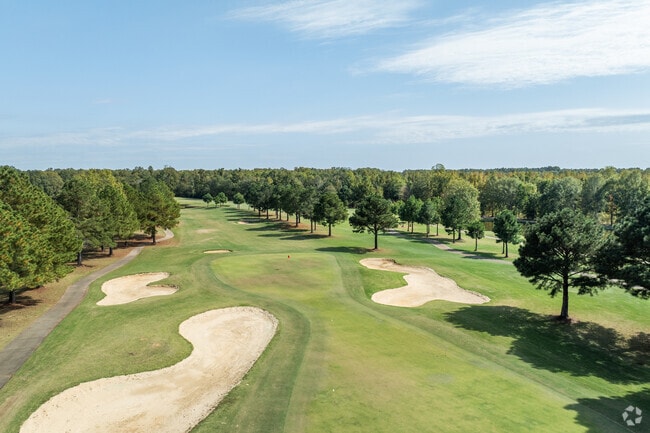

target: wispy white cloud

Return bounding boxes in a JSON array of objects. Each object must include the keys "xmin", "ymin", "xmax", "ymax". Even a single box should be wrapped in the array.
[
  {"xmin": 2, "ymin": 109, "xmax": 650, "ymax": 149},
  {"xmin": 376, "ymin": 0, "xmax": 650, "ymax": 87},
  {"xmin": 229, "ymin": 0, "xmax": 422, "ymax": 39}
]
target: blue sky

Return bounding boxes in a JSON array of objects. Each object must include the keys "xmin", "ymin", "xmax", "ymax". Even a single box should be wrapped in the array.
[{"xmin": 2, "ymin": 0, "xmax": 649, "ymax": 170}]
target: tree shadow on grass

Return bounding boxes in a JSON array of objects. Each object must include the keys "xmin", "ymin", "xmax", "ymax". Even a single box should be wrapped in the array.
[
  {"xmin": 444, "ymin": 305, "xmax": 650, "ymax": 384},
  {"xmin": 393, "ymin": 231, "xmax": 511, "ymax": 263},
  {"xmin": 566, "ymin": 390, "xmax": 650, "ymax": 433},
  {"xmin": 1, "ymin": 291, "xmax": 42, "ymax": 314},
  {"xmin": 316, "ymin": 246, "xmax": 371, "ymax": 255}
]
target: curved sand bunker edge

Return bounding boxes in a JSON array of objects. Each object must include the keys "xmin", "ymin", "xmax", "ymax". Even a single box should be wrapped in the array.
[
  {"xmin": 203, "ymin": 249, "xmax": 232, "ymax": 254},
  {"xmin": 20, "ymin": 306, "xmax": 279, "ymax": 433},
  {"xmin": 97, "ymin": 272, "xmax": 177, "ymax": 306},
  {"xmin": 361, "ymin": 258, "xmax": 490, "ymax": 307}
]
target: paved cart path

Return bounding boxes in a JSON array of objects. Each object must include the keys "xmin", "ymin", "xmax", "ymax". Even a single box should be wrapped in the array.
[{"xmin": 0, "ymin": 230, "xmax": 173, "ymax": 389}]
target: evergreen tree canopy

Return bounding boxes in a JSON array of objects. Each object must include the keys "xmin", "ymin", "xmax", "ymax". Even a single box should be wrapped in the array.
[
  {"xmin": 349, "ymin": 194, "xmax": 398, "ymax": 250},
  {"xmin": 493, "ymin": 210, "xmax": 521, "ymax": 258},
  {"xmin": 314, "ymin": 190, "xmax": 348, "ymax": 236},
  {"xmin": 0, "ymin": 166, "xmax": 79, "ymax": 277},
  {"xmin": 514, "ymin": 209, "xmax": 606, "ymax": 320},
  {"xmin": 595, "ymin": 197, "xmax": 650, "ymax": 298}
]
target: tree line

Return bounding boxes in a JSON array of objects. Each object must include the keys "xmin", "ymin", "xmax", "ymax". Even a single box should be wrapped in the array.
[
  {"xmin": 3, "ymin": 164, "xmax": 648, "ymax": 320},
  {"xmin": 1, "ymin": 166, "xmax": 180, "ymax": 303}
]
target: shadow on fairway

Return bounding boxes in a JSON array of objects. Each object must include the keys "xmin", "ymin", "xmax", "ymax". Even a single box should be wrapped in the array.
[
  {"xmin": 445, "ymin": 305, "xmax": 650, "ymax": 384},
  {"xmin": 393, "ymin": 231, "xmax": 510, "ymax": 262},
  {"xmin": 316, "ymin": 246, "xmax": 371, "ymax": 255},
  {"xmin": 565, "ymin": 389, "xmax": 650, "ymax": 433}
]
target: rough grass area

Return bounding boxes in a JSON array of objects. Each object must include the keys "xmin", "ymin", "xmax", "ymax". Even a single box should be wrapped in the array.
[{"xmin": 0, "ymin": 199, "xmax": 648, "ymax": 433}]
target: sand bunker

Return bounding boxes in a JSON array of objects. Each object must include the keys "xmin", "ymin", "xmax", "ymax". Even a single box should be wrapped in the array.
[
  {"xmin": 361, "ymin": 258, "xmax": 489, "ymax": 307},
  {"xmin": 21, "ymin": 306, "xmax": 278, "ymax": 433},
  {"xmin": 97, "ymin": 272, "xmax": 176, "ymax": 306},
  {"xmin": 203, "ymin": 249, "xmax": 232, "ymax": 254}
]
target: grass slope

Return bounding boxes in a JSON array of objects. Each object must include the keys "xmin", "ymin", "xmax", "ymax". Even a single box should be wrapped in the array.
[{"xmin": 0, "ymin": 199, "xmax": 647, "ymax": 433}]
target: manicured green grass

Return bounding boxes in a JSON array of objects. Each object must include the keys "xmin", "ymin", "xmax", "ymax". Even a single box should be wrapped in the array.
[{"xmin": 0, "ymin": 199, "xmax": 647, "ymax": 432}]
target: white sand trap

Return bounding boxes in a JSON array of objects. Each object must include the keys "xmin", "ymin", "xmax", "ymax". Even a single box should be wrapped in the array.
[
  {"xmin": 361, "ymin": 258, "xmax": 490, "ymax": 307},
  {"xmin": 21, "ymin": 306, "xmax": 278, "ymax": 433},
  {"xmin": 97, "ymin": 272, "xmax": 176, "ymax": 306},
  {"xmin": 203, "ymin": 249, "xmax": 232, "ymax": 254}
]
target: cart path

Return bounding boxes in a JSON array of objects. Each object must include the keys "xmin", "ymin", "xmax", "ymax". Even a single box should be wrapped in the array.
[{"xmin": 0, "ymin": 229, "xmax": 173, "ymax": 389}]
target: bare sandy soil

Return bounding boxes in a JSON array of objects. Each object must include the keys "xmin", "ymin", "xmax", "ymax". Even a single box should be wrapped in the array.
[
  {"xmin": 20, "ymin": 306, "xmax": 278, "ymax": 433},
  {"xmin": 97, "ymin": 272, "xmax": 176, "ymax": 306},
  {"xmin": 361, "ymin": 258, "xmax": 490, "ymax": 307},
  {"xmin": 203, "ymin": 249, "xmax": 232, "ymax": 254}
]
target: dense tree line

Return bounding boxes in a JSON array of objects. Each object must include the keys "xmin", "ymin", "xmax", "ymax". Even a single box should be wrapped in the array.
[
  {"xmin": 1, "ymin": 167, "xmax": 179, "ymax": 302},
  {"xmin": 4, "ymin": 164, "xmax": 648, "ymax": 315}
]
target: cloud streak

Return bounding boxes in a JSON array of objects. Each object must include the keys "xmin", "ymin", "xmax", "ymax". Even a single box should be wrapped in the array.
[
  {"xmin": 377, "ymin": 0, "xmax": 650, "ymax": 87},
  {"xmin": 229, "ymin": 0, "xmax": 422, "ymax": 39},
  {"xmin": 2, "ymin": 108, "xmax": 650, "ymax": 149}
]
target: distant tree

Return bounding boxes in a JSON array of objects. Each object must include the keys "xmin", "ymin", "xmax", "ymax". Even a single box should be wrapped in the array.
[
  {"xmin": 214, "ymin": 192, "xmax": 228, "ymax": 207},
  {"xmin": 537, "ymin": 177, "xmax": 582, "ymax": 217},
  {"xmin": 233, "ymin": 192, "xmax": 245, "ymax": 209},
  {"xmin": 349, "ymin": 194, "xmax": 398, "ymax": 250},
  {"xmin": 314, "ymin": 191, "xmax": 347, "ymax": 236},
  {"xmin": 480, "ymin": 176, "xmax": 523, "ymax": 216},
  {"xmin": 514, "ymin": 209, "xmax": 606, "ymax": 321},
  {"xmin": 202, "ymin": 193, "xmax": 214, "ymax": 207},
  {"xmin": 58, "ymin": 176, "xmax": 113, "ymax": 264},
  {"xmin": 278, "ymin": 177, "xmax": 304, "ymax": 224},
  {"xmin": 399, "ymin": 196, "xmax": 422, "ymax": 233},
  {"xmin": 595, "ymin": 197, "xmax": 650, "ymax": 298},
  {"xmin": 97, "ymin": 178, "xmax": 139, "ymax": 253},
  {"xmin": 580, "ymin": 173, "xmax": 606, "ymax": 217},
  {"xmin": 465, "ymin": 220, "xmax": 485, "ymax": 252},
  {"xmin": 441, "ymin": 179, "xmax": 480, "ymax": 242},
  {"xmin": 417, "ymin": 198, "xmax": 442, "ymax": 237},
  {"xmin": 299, "ymin": 186, "xmax": 319, "ymax": 233},
  {"xmin": 26, "ymin": 169, "xmax": 64, "ymax": 198},
  {"xmin": 381, "ymin": 171, "xmax": 406, "ymax": 201},
  {"xmin": 600, "ymin": 169, "xmax": 649, "ymax": 224},
  {"xmin": 493, "ymin": 210, "xmax": 521, "ymax": 258}
]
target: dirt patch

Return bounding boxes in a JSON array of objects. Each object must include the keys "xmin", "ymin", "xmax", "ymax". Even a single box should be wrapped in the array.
[
  {"xmin": 97, "ymin": 273, "xmax": 176, "ymax": 306},
  {"xmin": 20, "ymin": 306, "xmax": 278, "ymax": 433},
  {"xmin": 203, "ymin": 250, "xmax": 232, "ymax": 254},
  {"xmin": 360, "ymin": 258, "xmax": 490, "ymax": 307}
]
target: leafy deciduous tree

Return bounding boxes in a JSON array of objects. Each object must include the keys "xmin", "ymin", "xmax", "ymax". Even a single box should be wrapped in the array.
[
  {"xmin": 465, "ymin": 220, "xmax": 485, "ymax": 252},
  {"xmin": 214, "ymin": 192, "xmax": 228, "ymax": 207},
  {"xmin": 399, "ymin": 196, "xmax": 422, "ymax": 233},
  {"xmin": 202, "ymin": 193, "xmax": 214, "ymax": 207},
  {"xmin": 233, "ymin": 192, "xmax": 245, "ymax": 209},
  {"xmin": 441, "ymin": 179, "xmax": 480, "ymax": 242},
  {"xmin": 417, "ymin": 198, "xmax": 442, "ymax": 237}
]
